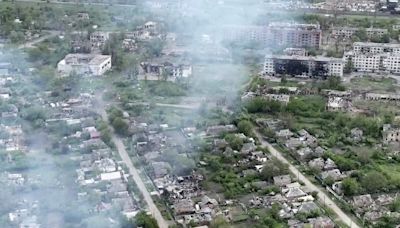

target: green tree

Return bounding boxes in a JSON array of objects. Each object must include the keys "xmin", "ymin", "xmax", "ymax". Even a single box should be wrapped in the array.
[
  {"xmin": 144, "ymin": 38, "xmax": 164, "ymax": 57},
  {"xmin": 134, "ymin": 211, "xmax": 159, "ymax": 228},
  {"xmin": 245, "ymin": 97, "xmax": 282, "ymax": 114},
  {"xmin": 237, "ymin": 120, "xmax": 253, "ymax": 136},
  {"xmin": 224, "ymin": 134, "xmax": 244, "ymax": 151},
  {"xmin": 390, "ymin": 197, "xmax": 400, "ymax": 212},
  {"xmin": 354, "ymin": 29, "xmax": 368, "ymax": 41},
  {"xmin": 111, "ymin": 117, "xmax": 129, "ymax": 136},
  {"xmin": 342, "ymin": 177, "xmax": 360, "ymax": 196},
  {"xmin": 9, "ymin": 30, "xmax": 24, "ymax": 43},
  {"xmin": 344, "ymin": 59, "xmax": 354, "ymax": 74},
  {"xmin": 361, "ymin": 171, "xmax": 388, "ymax": 193},
  {"xmin": 261, "ymin": 158, "xmax": 289, "ymax": 181}
]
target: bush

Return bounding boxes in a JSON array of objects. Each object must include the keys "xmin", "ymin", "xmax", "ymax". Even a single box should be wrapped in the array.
[
  {"xmin": 224, "ymin": 134, "xmax": 244, "ymax": 151},
  {"xmin": 111, "ymin": 117, "xmax": 129, "ymax": 136},
  {"xmin": 245, "ymin": 97, "xmax": 282, "ymax": 114},
  {"xmin": 260, "ymin": 158, "xmax": 289, "ymax": 181},
  {"xmin": 342, "ymin": 177, "xmax": 360, "ymax": 196},
  {"xmin": 237, "ymin": 120, "xmax": 253, "ymax": 136},
  {"xmin": 361, "ymin": 171, "xmax": 388, "ymax": 193},
  {"xmin": 133, "ymin": 211, "xmax": 159, "ymax": 228}
]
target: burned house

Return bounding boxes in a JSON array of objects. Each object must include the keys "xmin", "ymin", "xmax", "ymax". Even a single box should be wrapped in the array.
[
  {"xmin": 326, "ymin": 97, "xmax": 352, "ymax": 112},
  {"xmin": 139, "ymin": 60, "xmax": 192, "ymax": 81},
  {"xmin": 174, "ymin": 199, "xmax": 196, "ymax": 215},
  {"xmin": 70, "ymin": 32, "xmax": 91, "ymax": 53},
  {"xmin": 125, "ymin": 21, "xmax": 160, "ymax": 41},
  {"xmin": 90, "ymin": 31, "xmax": 109, "ymax": 51}
]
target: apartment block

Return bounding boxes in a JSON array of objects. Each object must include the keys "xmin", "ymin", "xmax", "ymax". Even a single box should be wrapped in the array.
[
  {"xmin": 223, "ymin": 22, "xmax": 322, "ymax": 49},
  {"xmin": 332, "ymin": 27, "xmax": 388, "ymax": 39},
  {"xmin": 346, "ymin": 42, "xmax": 400, "ymax": 74},
  {"xmin": 353, "ymin": 42, "xmax": 400, "ymax": 54},
  {"xmin": 263, "ymin": 55, "xmax": 343, "ymax": 77}
]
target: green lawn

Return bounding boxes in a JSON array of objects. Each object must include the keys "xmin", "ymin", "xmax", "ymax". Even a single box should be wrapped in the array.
[
  {"xmin": 348, "ymin": 76, "xmax": 398, "ymax": 93},
  {"xmin": 379, "ymin": 164, "xmax": 400, "ymax": 185}
]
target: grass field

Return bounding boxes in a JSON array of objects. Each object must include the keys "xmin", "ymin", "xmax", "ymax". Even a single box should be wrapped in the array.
[
  {"xmin": 348, "ymin": 76, "xmax": 398, "ymax": 93},
  {"xmin": 379, "ymin": 164, "xmax": 400, "ymax": 185}
]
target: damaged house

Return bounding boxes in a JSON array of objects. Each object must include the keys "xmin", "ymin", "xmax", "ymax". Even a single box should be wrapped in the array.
[{"xmin": 138, "ymin": 59, "xmax": 192, "ymax": 81}]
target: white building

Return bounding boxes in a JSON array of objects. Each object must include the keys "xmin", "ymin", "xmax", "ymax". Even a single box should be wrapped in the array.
[
  {"xmin": 332, "ymin": 27, "xmax": 388, "ymax": 39},
  {"xmin": 138, "ymin": 60, "xmax": 192, "ymax": 81},
  {"xmin": 57, "ymin": 54, "xmax": 112, "ymax": 76},
  {"xmin": 353, "ymin": 42, "xmax": 400, "ymax": 54},
  {"xmin": 352, "ymin": 54, "xmax": 381, "ymax": 72},
  {"xmin": 263, "ymin": 55, "xmax": 343, "ymax": 77},
  {"xmin": 223, "ymin": 22, "xmax": 322, "ymax": 49},
  {"xmin": 100, "ymin": 171, "xmax": 122, "ymax": 181},
  {"xmin": 346, "ymin": 42, "xmax": 400, "ymax": 73}
]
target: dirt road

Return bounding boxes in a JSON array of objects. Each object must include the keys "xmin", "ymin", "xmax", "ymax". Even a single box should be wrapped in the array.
[
  {"xmin": 96, "ymin": 101, "xmax": 169, "ymax": 228},
  {"xmin": 18, "ymin": 31, "xmax": 60, "ymax": 49},
  {"xmin": 255, "ymin": 130, "xmax": 360, "ymax": 228}
]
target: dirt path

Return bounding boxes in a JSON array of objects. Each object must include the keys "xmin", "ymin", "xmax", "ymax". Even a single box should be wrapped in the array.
[
  {"xmin": 95, "ymin": 96, "xmax": 169, "ymax": 228},
  {"xmin": 254, "ymin": 130, "xmax": 360, "ymax": 228},
  {"xmin": 18, "ymin": 31, "xmax": 60, "ymax": 49}
]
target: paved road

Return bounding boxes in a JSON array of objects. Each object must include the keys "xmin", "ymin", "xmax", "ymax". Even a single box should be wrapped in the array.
[
  {"xmin": 18, "ymin": 31, "xmax": 60, "ymax": 49},
  {"xmin": 96, "ymin": 100, "xmax": 169, "ymax": 228},
  {"xmin": 254, "ymin": 130, "xmax": 360, "ymax": 228}
]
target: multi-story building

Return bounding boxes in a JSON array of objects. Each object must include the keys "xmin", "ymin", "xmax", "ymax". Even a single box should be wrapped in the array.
[
  {"xmin": 352, "ymin": 54, "xmax": 381, "ymax": 72},
  {"xmin": 266, "ymin": 22, "xmax": 322, "ymax": 49},
  {"xmin": 332, "ymin": 27, "xmax": 357, "ymax": 39},
  {"xmin": 223, "ymin": 22, "xmax": 322, "ymax": 49},
  {"xmin": 138, "ymin": 60, "xmax": 192, "ymax": 81},
  {"xmin": 90, "ymin": 31, "xmax": 110, "ymax": 50},
  {"xmin": 57, "ymin": 54, "xmax": 112, "ymax": 76},
  {"xmin": 353, "ymin": 42, "xmax": 400, "ymax": 54},
  {"xmin": 332, "ymin": 27, "xmax": 388, "ymax": 39},
  {"xmin": 365, "ymin": 28, "xmax": 388, "ymax": 38},
  {"xmin": 346, "ymin": 42, "xmax": 400, "ymax": 73},
  {"xmin": 263, "ymin": 55, "xmax": 344, "ymax": 77},
  {"xmin": 382, "ymin": 124, "xmax": 400, "ymax": 144}
]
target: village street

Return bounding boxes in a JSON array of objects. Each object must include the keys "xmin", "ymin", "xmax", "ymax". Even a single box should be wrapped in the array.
[
  {"xmin": 254, "ymin": 130, "xmax": 360, "ymax": 228},
  {"xmin": 94, "ymin": 94, "xmax": 169, "ymax": 228}
]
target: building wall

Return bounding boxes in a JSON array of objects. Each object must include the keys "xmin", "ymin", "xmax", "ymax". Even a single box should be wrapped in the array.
[
  {"xmin": 263, "ymin": 56, "xmax": 343, "ymax": 77},
  {"xmin": 348, "ymin": 43, "xmax": 400, "ymax": 73},
  {"xmin": 223, "ymin": 24, "xmax": 321, "ymax": 49},
  {"xmin": 263, "ymin": 58, "xmax": 275, "ymax": 74},
  {"xmin": 57, "ymin": 61, "xmax": 90, "ymax": 76},
  {"xmin": 353, "ymin": 43, "xmax": 400, "ymax": 54},
  {"xmin": 383, "ymin": 55, "xmax": 400, "ymax": 73},
  {"xmin": 57, "ymin": 55, "xmax": 112, "ymax": 76},
  {"xmin": 383, "ymin": 130, "xmax": 400, "ymax": 143},
  {"xmin": 333, "ymin": 28, "xmax": 388, "ymax": 39},
  {"xmin": 89, "ymin": 57, "xmax": 112, "ymax": 76},
  {"xmin": 353, "ymin": 55, "xmax": 380, "ymax": 72}
]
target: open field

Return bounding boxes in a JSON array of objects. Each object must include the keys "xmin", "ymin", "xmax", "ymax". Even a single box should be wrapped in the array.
[{"xmin": 348, "ymin": 76, "xmax": 398, "ymax": 93}]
